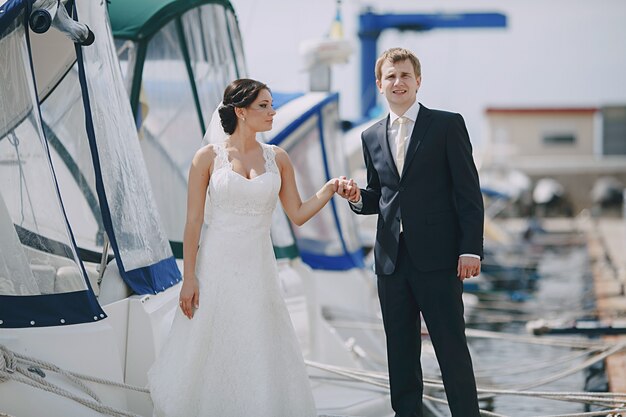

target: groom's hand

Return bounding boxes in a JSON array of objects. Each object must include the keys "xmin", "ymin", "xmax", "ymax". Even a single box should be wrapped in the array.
[
  {"xmin": 337, "ymin": 176, "xmax": 360, "ymax": 202},
  {"xmin": 457, "ymin": 256, "xmax": 481, "ymax": 280}
]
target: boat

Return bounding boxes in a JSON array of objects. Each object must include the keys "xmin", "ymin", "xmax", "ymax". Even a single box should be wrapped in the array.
[
  {"xmin": 0, "ymin": 1, "xmax": 184, "ymax": 415},
  {"xmin": 1, "ymin": 1, "xmax": 395, "ymax": 415}
]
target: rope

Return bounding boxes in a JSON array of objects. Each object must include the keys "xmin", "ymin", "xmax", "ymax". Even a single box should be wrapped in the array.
[
  {"xmin": 474, "ymin": 347, "xmax": 601, "ymax": 378},
  {"xmin": 492, "ymin": 342, "xmax": 626, "ymax": 393},
  {"xmin": 4, "ymin": 343, "xmax": 625, "ymax": 417},
  {"xmin": 0, "ymin": 345, "xmax": 147, "ymax": 417},
  {"xmin": 477, "ymin": 387, "xmax": 626, "ymax": 406},
  {"xmin": 327, "ymin": 315, "xmax": 609, "ymax": 350},
  {"xmin": 424, "ymin": 377, "xmax": 626, "ymax": 409},
  {"xmin": 0, "ymin": 347, "xmax": 16, "ymax": 383},
  {"xmin": 306, "ymin": 357, "xmax": 626, "ymax": 416},
  {"xmin": 306, "ymin": 360, "xmax": 510, "ymax": 417},
  {"xmin": 0, "ymin": 345, "xmax": 148, "ymax": 393},
  {"xmin": 533, "ymin": 410, "xmax": 626, "ymax": 417},
  {"xmin": 466, "ymin": 328, "xmax": 609, "ymax": 350},
  {"xmin": 321, "ymin": 310, "xmax": 626, "ymax": 414}
]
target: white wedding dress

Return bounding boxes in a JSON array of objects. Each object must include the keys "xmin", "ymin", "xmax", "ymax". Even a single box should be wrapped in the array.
[{"xmin": 148, "ymin": 142, "xmax": 316, "ymax": 417}]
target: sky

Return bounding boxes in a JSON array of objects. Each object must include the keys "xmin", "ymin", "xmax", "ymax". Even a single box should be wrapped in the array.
[{"xmin": 229, "ymin": 0, "xmax": 626, "ymax": 148}]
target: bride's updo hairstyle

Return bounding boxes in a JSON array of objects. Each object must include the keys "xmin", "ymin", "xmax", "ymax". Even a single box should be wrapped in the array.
[{"xmin": 218, "ymin": 79, "xmax": 269, "ymax": 135}]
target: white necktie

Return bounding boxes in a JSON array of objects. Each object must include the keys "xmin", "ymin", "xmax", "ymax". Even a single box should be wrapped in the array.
[{"xmin": 395, "ymin": 116, "xmax": 408, "ymax": 175}]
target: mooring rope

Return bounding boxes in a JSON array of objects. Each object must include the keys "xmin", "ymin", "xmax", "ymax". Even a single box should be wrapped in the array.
[
  {"xmin": 474, "ymin": 347, "xmax": 600, "ymax": 377},
  {"xmin": 306, "ymin": 357, "xmax": 626, "ymax": 417},
  {"xmin": 0, "ymin": 345, "xmax": 146, "ymax": 417},
  {"xmin": 3, "ymin": 343, "xmax": 624, "ymax": 417}
]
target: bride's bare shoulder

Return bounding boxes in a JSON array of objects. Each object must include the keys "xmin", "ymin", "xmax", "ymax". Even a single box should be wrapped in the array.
[
  {"xmin": 192, "ymin": 144, "xmax": 218, "ymax": 169},
  {"xmin": 196, "ymin": 143, "xmax": 219, "ymax": 159},
  {"xmin": 274, "ymin": 146, "xmax": 293, "ymax": 172},
  {"xmin": 272, "ymin": 145, "xmax": 290, "ymax": 164}
]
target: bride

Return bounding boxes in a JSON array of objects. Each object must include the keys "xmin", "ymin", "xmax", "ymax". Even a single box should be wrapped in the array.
[{"xmin": 148, "ymin": 79, "xmax": 350, "ymax": 417}]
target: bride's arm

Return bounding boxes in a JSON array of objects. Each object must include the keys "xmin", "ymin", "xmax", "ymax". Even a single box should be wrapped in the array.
[
  {"xmin": 180, "ymin": 145, "xmax": 214, "ymax": 319},
  {"xmin": 276, "ymin": 147, "xmax": 339, "ymax": 226}
]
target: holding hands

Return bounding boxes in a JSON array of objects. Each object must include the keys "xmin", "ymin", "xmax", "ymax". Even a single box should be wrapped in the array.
[{"xmin": 336, "ymin": 176, "xmax": 360, "ymax": 203}]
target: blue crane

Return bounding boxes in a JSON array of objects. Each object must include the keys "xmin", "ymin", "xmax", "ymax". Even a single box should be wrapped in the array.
[{"xmin": 359, "ymin": 10, "xmax": 507, "ymax": 118}]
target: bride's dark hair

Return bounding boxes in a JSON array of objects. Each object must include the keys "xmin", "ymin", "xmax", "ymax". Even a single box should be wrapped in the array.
[{"xmin": 218, "ymin": 79, "xmax": 270, "ymax": 135}]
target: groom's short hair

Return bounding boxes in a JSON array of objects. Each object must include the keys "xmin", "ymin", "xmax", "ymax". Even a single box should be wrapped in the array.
[{"xmin": 375, "ymin": 48, "xmax": 421, "ymax": 81}]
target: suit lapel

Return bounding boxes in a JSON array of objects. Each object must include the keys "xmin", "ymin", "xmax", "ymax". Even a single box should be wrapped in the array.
[
  {"xmin": 376, "ymin": 115, "xmax": 400, "ymax": 179},
  {"xmin": 401, "ymin": 104, "xmax": 432, "ymax": 180}
]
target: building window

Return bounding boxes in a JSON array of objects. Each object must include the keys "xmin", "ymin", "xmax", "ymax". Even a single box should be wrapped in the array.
[
  {"xmin": 602, "ymin": 106, "xmax": 626, "ymax": 155},
  {"xmin": 543, "ymin": 133, "xmax": 576, "ymax": 145}
]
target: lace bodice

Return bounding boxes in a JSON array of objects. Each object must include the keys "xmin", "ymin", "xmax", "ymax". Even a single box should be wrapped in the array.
[{"xmin": 205, "ymin": 142, "xmax": 281, "ymax": 231}]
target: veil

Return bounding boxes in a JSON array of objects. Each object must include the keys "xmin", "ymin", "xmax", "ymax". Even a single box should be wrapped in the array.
[
  {"xmin": 200, "ymin": 103, "xmax": 227, "ymax": 221},
  {"xmin": 201, "ymin": 102, "xmax": 228, "ymax": 146}
]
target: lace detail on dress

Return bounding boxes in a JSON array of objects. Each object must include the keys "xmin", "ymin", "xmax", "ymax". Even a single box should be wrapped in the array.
[
  {"xmin": 212, "ymin": 194, "xmax": 275, "ymax": 217},
  {"xmin": 211, "ymin": 142, "xmax": 230, "ymax": 174},
  {"xmin": 213, "ymin": 142, "xmax": 277, "ymax": 176},
  {"xmin": 207, "ymin": 141, "xmax": 281, "ymax": 218},
  {"xmin": 262, "ymin": 143, "xmax": 279, "ymax": 174}
]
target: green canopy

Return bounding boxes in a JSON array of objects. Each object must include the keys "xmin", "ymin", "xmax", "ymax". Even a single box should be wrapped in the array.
[{"xmin": 108, "ymin": 0, "xmax": 234, "ymax": 40}]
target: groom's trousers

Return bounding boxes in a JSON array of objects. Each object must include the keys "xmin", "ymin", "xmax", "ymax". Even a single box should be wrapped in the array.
[{"xmin": 377, "ymin": 233, "xmax": 480, "ymax": 417}]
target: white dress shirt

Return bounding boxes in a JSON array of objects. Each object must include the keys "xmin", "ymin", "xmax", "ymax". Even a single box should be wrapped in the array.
[{"xmin": 388, "ymin": 101, "xmax": 420, "ymax": 169}]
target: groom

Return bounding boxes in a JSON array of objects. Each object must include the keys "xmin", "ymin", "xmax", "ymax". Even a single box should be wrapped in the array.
[{"xmin": 338, "ymin": 47, "xmax": 484, "ymax": 416}]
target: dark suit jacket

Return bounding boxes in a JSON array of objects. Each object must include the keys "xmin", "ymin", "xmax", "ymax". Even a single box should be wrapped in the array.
[{"xmin": 351, "ymin": 104, "xmax": 484, "ymax": 275}]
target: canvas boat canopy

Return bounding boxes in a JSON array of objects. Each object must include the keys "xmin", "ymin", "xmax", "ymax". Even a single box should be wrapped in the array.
[
  {"xmin": 0, "ymin": 3, "xmax": 104, "ymax": 327},
  {"xmin": 39, "ymin": 0, "xmax": 181, "ymax": 295},
  {"xmin": 0, "ymin": 0, "xmax": 181, "ymax": 329},
  {"xmin": 108, "ymin": 0, "xmax": 246, "ymax": 257},
  {"xmin": 108, "ymin": 0, "xmax": 234, "ymax": 41}
]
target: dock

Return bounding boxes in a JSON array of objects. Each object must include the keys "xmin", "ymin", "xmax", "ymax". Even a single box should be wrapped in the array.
[{"xmin": 589, "ymin": 217, "xmax": 626, "ymax": 392}]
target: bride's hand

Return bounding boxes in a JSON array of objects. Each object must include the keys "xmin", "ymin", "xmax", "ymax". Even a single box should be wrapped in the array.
[
  {"xmin": 179, "ymin": 276, "xmax": 199, "ymax": 319},
  {"xmin": 324, "ymin": 178, "xmax": 340, "ymax": 197}
]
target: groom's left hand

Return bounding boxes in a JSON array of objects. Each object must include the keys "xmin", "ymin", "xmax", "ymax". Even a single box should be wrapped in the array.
[{"xmin": 457, "ymin": 256, "xmax": 481, "ymax": 280}]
